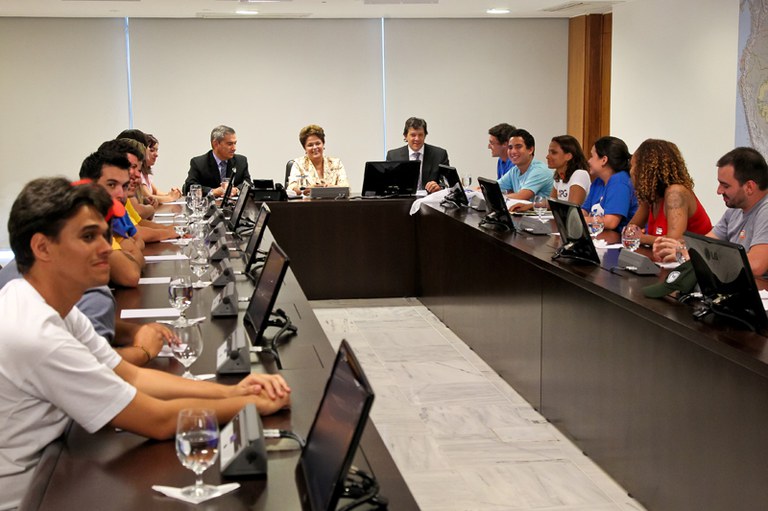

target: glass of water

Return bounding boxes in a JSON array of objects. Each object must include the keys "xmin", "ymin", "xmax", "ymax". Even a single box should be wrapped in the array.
[
  {"xmin": 171, "ymin": 323, "xmax": 203, "ymax": 379},
  {"xmin": 173, "ymin": 213, "xmax": 189, "ymax": 238},
  {"xmin": 168, "ymin": 274, "xmax": 193, "ymax": 326},
  {"xmin": 189, "ymin": 240, "xmax": 210, "ymax": 289},
  {"xmin": 176, "ymin": 409, "xmax": 219, "ymax": 498},
  {"xmin": 533, "ymin": 194, "xmax": 548, "ymax": 221},
  {"xmin": 621, "ymin": 224, "xmax": 641, "ymax": 252},
  {"xmin": 461, "ymin": 174, "xmax": 473, "ymax": 189},
  {"xmin": 588, "ymin": 213, "xmax": 604, "ymax": 238}
]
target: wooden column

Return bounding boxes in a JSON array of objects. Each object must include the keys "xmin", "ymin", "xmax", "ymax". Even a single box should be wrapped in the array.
[{"xmin": 567, "ymin": 13, "xmax": 612, "ymax": 150}]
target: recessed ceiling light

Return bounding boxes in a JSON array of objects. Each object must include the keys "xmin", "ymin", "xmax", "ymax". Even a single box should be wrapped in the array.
[
  {"xmin": 235, "ymin": 10, "xmax": 260, "ymax": 14},
  {"xmin": 486, "ymin": 8, "xmax": 510, "ymax": 14}
]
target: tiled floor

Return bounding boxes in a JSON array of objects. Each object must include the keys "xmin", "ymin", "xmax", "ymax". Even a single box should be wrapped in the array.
[{"xmin": 311, "ymin": 298, "xmax": 647, "ymax": 511}]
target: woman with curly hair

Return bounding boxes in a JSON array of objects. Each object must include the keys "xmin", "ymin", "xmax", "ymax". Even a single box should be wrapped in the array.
[
  {"xmin": 628, "ymin": 138, "xmax": 711, "ymax": 245},
  {"xmin": 287, "ymin": 124, "xmax": 348, "ymax": 195}
]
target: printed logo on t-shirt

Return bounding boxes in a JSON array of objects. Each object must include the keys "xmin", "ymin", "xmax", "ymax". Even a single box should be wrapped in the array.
[
  {"xmin": 559, "ymin": 189, "xmax": 568, "ymax": 199},
  {"xmin": 740, "ymin": 229, "xmax": 746, "ymax": 240},
  {"xmin": 591, "ymin": 203, "xmax": 604, "ymax": 217},
  {"xmin": 655, "ymin": 227, "xmax": 663, "ymax": 235}
]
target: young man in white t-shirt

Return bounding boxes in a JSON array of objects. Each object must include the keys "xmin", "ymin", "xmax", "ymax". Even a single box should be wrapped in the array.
[{"xmin": 0, "ymin": 178, "xmax": 291, "ymax": 510}]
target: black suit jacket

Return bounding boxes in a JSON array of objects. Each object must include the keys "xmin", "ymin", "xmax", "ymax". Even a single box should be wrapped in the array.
[
  {"xmin": 183, "ymin": 150, "xmax": 251, "ymax": 195},
  {"xmin": 386, "ymin": 143, "xmax": 450, "ymax": 189}
]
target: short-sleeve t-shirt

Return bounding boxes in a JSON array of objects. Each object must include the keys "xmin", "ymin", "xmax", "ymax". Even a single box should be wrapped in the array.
[{"xmin": 0, "ymin": 279, "xmax": 136, "ymax": 509}]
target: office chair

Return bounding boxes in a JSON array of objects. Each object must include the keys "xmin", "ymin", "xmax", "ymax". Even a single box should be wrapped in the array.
[{"xmin": 284, "ymin": 159, "xmax": 294, "ymax": 187}]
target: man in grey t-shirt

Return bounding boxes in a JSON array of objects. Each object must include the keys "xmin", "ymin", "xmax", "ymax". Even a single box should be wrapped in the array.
[{"xmin": 654, "ymin": 147, "xmax": 768, "ymax": 275}]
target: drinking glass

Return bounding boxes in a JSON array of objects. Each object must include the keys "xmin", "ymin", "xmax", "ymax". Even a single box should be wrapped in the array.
[
  {"xmin": 675, "ymin": 240, "xmax": 689, "ymax": 264},
  {"xmin": 621, "ymin": 224, "xmax": 641, "ymax": 252},
  {"xmin": 171, "ymin": 323, "xmax": 203, "ymax": 379},
  {"xmin": 461, "ymin": 174, "xmax": 473, "ymax": 189},
  {"xmin": 188, "ymin": 219, "xmax": 207, "ymax": 240},
  {"xmin": 168, "ymin": 275, "xmax": 193, "ymax": 325},
  {"xmin": 533, "ymin": 194, "xmax": 547, "ymax": 221},
  {"xmin": 186, "ymin": 192, "xmax": 199, "ymax": 218},
  {"xmin": 173, "ymin": 213, "xmax": 189, "ymax": 238},
  {"xmin": 588, "ymin": 213, "xmax": 604, "ymax": 238},
  {"xmin": 175, "ymin": 409, "xmax": 219, "ymax": 498},
  {"xmin": 189, "ymin": 240, "xmax": 210, "ymax": 289}
]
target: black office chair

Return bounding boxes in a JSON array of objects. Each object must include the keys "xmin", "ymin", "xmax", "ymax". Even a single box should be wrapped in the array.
[{"xmin": 284, "ymin": 159, "xmax": 294, "ymax": 187}]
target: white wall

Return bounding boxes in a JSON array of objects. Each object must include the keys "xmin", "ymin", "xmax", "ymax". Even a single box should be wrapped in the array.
[
  {"xmin": 128, "ymin": 18, "xmax": 384, "ymax": 193},
  {"xmin": 0, "ymin": 18, "xmax": 129, "ymax": 245},
  {"xmin": 611, "ymin": 0, "xmax": 741, "ymax": 222},
  {"xmin": 0, "ymin": 17, "xmax": 568, "ymax": 247},
  {"xmin": 384, "ymin": 18, "xmax": 568, "ymax": 181}
]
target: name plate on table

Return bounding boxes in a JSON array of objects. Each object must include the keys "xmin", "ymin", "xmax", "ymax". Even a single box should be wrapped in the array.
[
  {"xmin": 211, "ymin": 259, "xmax": 236, "ymax": 287},
  {"xmin": 618, "ymin": 249, "xmax": 660, "ymax": 275},
  {"xmin": 517, "ymin": 216, "xmax": 552, "ymax": 235},
  {"xmin": 211, "ymin": 282, "xmax": 238, "ymax": 317},
  {"xmin": 209, "ymin": 239, "xmax": 233, "ymax": 261},
  {"xmin": 216, "ymin": 327, "xmax": 251, "ymax": 375},
  {"xmin": 207, "ymin": 209, "xmax": 226, "ymax": 228},
  {"xmin": 220, "ymin": 404, "xmax": 267, "ymax": 478}
]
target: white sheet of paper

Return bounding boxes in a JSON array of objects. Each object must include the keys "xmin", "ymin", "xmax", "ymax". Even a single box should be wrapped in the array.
[
  {"xmin": 120, "ymin": 308, "xmax": 180, "ymax": 319},
  {"xmin": 154, "ymin": 212, "xmax": 175, "ymax": 217},
  {"xmin": 144, "ymin": 254, "xmax": 188, "ymax": 262},
  {"xmin": 138, "ymin": 277, "xmax": 172, "ymax": 285},
  {"xmin": 760, "ymin": 290, "xmax": 768, "ymax": 311}
]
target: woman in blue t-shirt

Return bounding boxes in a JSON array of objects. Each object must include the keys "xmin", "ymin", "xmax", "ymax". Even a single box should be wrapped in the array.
[{"xmin": 582, "ymin": 136, "xmax": 639, "ymax": 231}]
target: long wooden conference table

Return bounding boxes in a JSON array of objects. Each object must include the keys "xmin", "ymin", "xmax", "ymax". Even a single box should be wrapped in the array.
[
  {"xmin": 21, "ymin": 196, "xmax": 768, "ymax": 511},
  {"xmin": 19, "ymin": 204, "xmax": 419, "ymax": 511},
  {"xmin": 265, "ymin": 198, "xmax": 768, "ymax": 511}
]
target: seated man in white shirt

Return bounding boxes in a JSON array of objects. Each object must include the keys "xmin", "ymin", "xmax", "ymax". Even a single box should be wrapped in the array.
[{"xmin": 0, "ymin": 178, "xmax": 290, "ymax": 510}]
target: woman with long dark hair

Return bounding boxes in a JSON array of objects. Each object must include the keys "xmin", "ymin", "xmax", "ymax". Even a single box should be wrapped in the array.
[{"xmin": 582, "ymin": 136, "xmax": 639, "ymax": 231}]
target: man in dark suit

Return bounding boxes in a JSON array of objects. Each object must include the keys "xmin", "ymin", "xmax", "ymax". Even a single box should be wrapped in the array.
[
  {"xmin": 386, "ymin": 117, "xmax": 449, "ymax": 194},
  {"xmin": 183, "ymin": 125, "xmax": 251, "ymax": 197}
]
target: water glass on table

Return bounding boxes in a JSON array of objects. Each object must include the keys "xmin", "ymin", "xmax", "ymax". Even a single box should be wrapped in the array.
[
  {"xmin": 621, "ymin": 224, "xmax": 641, "ymax": 252},
  {"xmin": 533, "ymin": 194, "xmax": 548, "ymax": 221},
  {"xmin": 175, "ymin": 409, "xmax": 220, "ymax": 498},
  {"xmin": 588, "ymin": 213, "xmax": 604, "ymax": 238},
  {"xmin": 168, "ymin": 275, "xmax": 193, "ymax": 326},
  {"xmin": 173, "ymin": 214, "xmax": 189, "ymax": 238},
  {"xmin": 189, "ymin": 240, "xmax": 210, "ymax": 288},
  {"xmin": 171, "ymin": 323, "xmax": 203, "ymax": 379}
]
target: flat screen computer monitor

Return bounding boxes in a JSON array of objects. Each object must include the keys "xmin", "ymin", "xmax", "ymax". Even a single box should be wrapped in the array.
[
  {"xmin": 683, "ymin": 231, "xmax": 768, "ymax": 333},
  {"xmin": 438, "ymin": 164, "xmax": 468, "ymax": 207},
  {"xmin": 251, "ymin": 179, "xmax": 274, "ymax": 190},
  {"xmin": 221, "ymin": 177, "xmax": 236, "ymax": 210},
  {"xmin": 296, "ymin": 340, "xmax": 375, "ymax": 511},
  {"xmin": 243, "ymin": 242, "xmax": 290, "ymax": 345},
  {"xmin": 548, "ymin": 197, "xmax": 600, "ymax": 265},
  {"xmin": 227, "ymin": 180, "xmax": 252, "ymax": 231},
  {"xmin": 242, "ymin": 203, "xmax": 271, "ymax": 275},
  {"xmin": 477, "ymin": 176, "xmax": 514, "ymax": 230},
  {"xmin": 361, "ymin": 160, "xmax": 420, "ymax": 197}
]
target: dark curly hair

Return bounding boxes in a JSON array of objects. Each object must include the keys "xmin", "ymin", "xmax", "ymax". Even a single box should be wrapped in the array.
[{"xmin": 632, "ymin": 139, "xmax": 694, "ymax": 204}]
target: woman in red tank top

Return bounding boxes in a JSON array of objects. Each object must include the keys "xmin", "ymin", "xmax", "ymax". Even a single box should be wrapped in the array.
[{"xmin": 628, "ymin": 139, "xmax": 712, "ymax": 247}]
